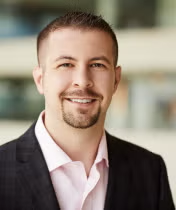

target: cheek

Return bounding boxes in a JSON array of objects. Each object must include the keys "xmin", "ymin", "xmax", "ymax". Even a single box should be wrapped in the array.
[
  {"xmin": 95, "ymin": 73, "xmax": 115, "ymax": 93},
  {"xmin": 43, "ymin": 72, "xmax": 71, "ymax": 95}
]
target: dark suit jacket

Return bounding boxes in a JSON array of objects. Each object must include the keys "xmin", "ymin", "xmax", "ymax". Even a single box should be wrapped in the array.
[{"xmin": 0, "ymin": 123, "xmax": 175, "ymax": 210}]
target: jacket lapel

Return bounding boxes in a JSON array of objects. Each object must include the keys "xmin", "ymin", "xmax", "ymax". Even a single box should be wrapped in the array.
[
  {"xmin": 104, "ymin": 132, "xmax": 132, "ymax": 210},
  {"xmin": 16, "ymin": 123, "xmax": 60, "ymax": 210}
]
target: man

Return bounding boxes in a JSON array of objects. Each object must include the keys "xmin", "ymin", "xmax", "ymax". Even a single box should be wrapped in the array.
[{"xmin": 0, "ymin": 11, "xmax": 175, "ymax": 210}]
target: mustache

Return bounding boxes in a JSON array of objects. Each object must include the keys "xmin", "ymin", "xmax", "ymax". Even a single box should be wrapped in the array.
[{"xmin": 61, "ymin": 89, "xmax": 103, "ymax": 100}]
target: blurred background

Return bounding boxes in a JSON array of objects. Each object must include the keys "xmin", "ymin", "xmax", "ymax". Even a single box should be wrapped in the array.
[{"xmin": 0, "ymin": 0, "xmax": 175, "ymax": 203}]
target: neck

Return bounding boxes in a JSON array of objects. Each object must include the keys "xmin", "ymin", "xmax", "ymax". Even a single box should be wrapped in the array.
[{"xmin": 44, "ymin": 112, "xmax": 105, "ymax": 176}]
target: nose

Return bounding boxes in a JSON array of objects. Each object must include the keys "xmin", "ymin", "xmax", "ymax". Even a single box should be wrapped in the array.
[{"xmin": 72, "ymin": 66, "xmax": 94, "ymax": 88}]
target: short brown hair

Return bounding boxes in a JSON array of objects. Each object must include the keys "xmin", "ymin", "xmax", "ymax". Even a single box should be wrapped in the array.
[{"xmin": 37, "ymin": 11, "xmax": 118, "ymax": 66}]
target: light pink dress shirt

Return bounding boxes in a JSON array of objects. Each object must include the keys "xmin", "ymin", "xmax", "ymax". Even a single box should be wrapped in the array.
[{"xmin": 35, "ymin": 112, "xmax": 109, "ymax": 210}]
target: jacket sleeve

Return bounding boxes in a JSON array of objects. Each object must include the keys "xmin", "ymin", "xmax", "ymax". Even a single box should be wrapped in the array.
[{"xmin": 158, "ymin": 156, "xmax": 175, "ymax": 210}]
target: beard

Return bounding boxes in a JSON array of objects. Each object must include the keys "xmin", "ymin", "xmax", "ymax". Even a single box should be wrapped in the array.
[
  {"xmin": 62, "ymin": 104, "xmax": 101, "ymax": 129},
  {"xmin": 60, "ymin": 89, "xmax": 102, "ymax": 129}
]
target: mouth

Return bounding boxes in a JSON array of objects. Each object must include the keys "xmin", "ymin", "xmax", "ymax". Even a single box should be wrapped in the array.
[{"xmin": 66, "ymin": 98, "xmax": 97, "ymax": 104}]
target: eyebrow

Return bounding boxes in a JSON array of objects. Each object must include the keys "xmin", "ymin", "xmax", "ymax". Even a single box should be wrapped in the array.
[
  {"xmin": 54, "ymin": 56, "xmax": 77, "ymax": 62},
  {"xmin": 53, "ymin": 55, "xmax": 111, "ymax": 65},
  {"xmin": 89, "ymin": 56, "xmax": 111, "ymax": 65}
]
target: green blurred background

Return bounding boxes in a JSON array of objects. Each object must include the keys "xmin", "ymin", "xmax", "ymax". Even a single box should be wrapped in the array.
[{"xmin": 0, "ymin": 0, "xmax": 175, "ymax": 203}]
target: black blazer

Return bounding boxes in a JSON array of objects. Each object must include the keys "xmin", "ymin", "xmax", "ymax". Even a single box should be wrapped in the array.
[{"xmin": 0, "ymin": 123, "xmax": 175, "ymax": 210}]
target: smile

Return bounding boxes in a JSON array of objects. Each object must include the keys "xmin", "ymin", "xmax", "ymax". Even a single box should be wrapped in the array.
[{"xmin": 67, "ymin": 98, "xmax": 96, "ymax": 104}]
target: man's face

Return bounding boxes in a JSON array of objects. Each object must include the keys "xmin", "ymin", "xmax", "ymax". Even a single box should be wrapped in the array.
[{"xmin": 34, "ymin": 28, "xmax": 121, "ymax": 129}]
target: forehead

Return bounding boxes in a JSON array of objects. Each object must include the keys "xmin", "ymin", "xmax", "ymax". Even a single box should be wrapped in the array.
[{"xmin": 41, "ymin": 28, "xmax": 114, "ymax": 63}]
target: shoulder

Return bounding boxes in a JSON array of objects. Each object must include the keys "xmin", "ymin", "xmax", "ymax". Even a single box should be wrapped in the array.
[
  {"xmin": 0, "ymin": 139, "xmax": 17, "ymax": 157},
  {"xmin": 106, "ymin": 132, "xmax": 175, "ymax": 209},
  {"xmin": 106, "ymin": 132, "xmax": 170, "ymax": 190},
  {"xmin": 0, "ymin": 122, "xmax": 36, "ymax": 158},
  {"xmin": 106, "ymin": 131, "xmax": 164, "ymax": 169}
]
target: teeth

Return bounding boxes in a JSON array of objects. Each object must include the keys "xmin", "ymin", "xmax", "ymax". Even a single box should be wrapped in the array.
[{"xmin": 69, "ymin": 99, "xmax": 93, "ymax": 103}]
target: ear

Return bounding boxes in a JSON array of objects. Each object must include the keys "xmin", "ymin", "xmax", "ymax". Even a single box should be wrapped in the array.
[
  {"xmin": 113, "ymin": 66, "xmax": 121, "ymax": 93},
  {"xmin": 33, "ymin": 66, "xmax": 44, "ymax": 94}
]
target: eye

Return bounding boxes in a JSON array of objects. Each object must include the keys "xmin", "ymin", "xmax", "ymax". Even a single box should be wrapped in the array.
[
  {"xmin": 90, "ymin": 63, "xmax": 105, "ymax": 68},
  {"xmin": 60, "ymin": 63, "xmax": 73, "ymax": 67}
]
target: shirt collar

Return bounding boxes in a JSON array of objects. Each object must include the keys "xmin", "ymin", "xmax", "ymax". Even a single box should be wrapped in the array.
[
  {"xmin": 94, "ymin": 131, "xmax": 109, "ymax": 167},
  {"xmin": 35, "ymin": 111, "xmax": 109, "ymax": 172}
]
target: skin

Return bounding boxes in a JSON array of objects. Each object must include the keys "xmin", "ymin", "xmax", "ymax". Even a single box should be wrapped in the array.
[{"xmin": 33, "ymin": 28, "xmax": 121, "ymax": 175}]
